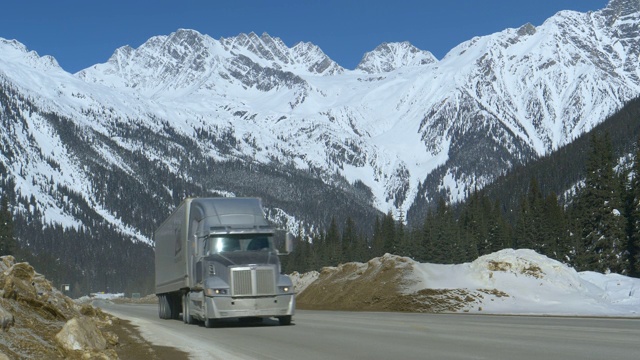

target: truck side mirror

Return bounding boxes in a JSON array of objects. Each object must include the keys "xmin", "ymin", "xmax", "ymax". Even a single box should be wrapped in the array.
[{"xmin": 285, "ymin": 232, "xmax": 295, "ymax": 254}]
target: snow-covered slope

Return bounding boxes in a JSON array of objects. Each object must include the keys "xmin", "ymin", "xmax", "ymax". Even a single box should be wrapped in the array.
[
  {"xmin": 75, "ymin": 0, "xmax": 640, "ymax": 212},
  {"xmin": 1, "ymin": 0, "xmax": 640, "ymax": 242}
]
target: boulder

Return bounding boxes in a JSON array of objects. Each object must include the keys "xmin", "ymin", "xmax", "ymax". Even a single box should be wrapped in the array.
[
  {"xmin": 2, "ymin": 262, "xmax": 37, "ymax": 300},
  {"xmin": 55, "ymin": 316, "xmax": 107, "ymax": 352}
]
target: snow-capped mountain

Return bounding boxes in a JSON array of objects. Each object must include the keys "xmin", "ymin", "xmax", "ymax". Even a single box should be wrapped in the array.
[
  {"xmin": 356, "ymin": 42, "xmax": 437, "ymax": 73},
  {"xmin": 1, "ymin": 0, "xmax": 640, "ymax": 242}
]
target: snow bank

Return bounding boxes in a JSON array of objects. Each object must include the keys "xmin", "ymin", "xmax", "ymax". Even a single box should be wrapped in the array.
[
  {"xmin": 425, "ymin": 249, "xmax": 639, "ymax": 316},
  {"xmin": 293, "ymin": 249, "xmax": 640, "ymax": 317},
  {"xmin": 90, "ymin": 293, "xmax": 125, "ymax": 300},
  {"xmin": 289, "ymin": 270, "xmax": 320, "ymax": 294}
]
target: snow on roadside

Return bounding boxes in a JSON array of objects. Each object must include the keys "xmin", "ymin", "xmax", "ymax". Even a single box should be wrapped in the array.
[
  {"xmin": 413, "ymin": 249, "xmax": 640, "ymax": 316},
  {"xmin": 292, "ymin": 249, "xmax": 640, "ymax": 317},
  {"xmin": 289, "ymin": 270, "xmax": 320, "ymax": 294}
]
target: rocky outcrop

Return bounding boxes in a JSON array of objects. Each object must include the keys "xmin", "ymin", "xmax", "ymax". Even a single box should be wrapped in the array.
[
  {"xmin": 0, "ymin": 303, "xmax": 13, "ymax": 331},
  {"xmin": 0, "ymin": 256, "xmax": 119, "ymax": 359}
]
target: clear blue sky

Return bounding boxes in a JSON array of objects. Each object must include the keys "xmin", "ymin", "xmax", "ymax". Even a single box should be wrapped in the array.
[{"xmin": 0, "ymin": 0, "xmax": 609, "ymax": 73}]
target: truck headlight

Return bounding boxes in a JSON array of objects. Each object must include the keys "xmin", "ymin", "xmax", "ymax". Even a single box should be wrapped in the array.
[{"xmin": 205, "ymin": 288, "xmax": 228, "ymax": 296}]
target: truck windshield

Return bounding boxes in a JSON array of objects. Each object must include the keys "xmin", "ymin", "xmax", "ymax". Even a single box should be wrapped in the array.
[{"xmin": 205, "ymin": 235, "xmax": 275, "ymax": 255}]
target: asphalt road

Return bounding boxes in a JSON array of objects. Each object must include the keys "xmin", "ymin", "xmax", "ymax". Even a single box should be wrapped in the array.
[{"xmin": 97, "ymin": 302, "xmax": 640, "ymax": 360}]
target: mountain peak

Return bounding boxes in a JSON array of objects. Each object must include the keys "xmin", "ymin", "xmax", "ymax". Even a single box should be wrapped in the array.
[
  {"xmin": 356, "ymin": 41, "xmax": 437, "ymax": 73},
  {"xmin": 220, "ymin": 32, "xmax": 343, "ymax": 75},
  {"xmin": 166, "ymin": 28, "xmax": 207, "ymax": 52},
  {"xmin": 0, "ymin": 38, "xmax": 28, "ymax": 53},
  {"xmin": 168, "ymin": 28, "xmax": 204, "ymax": 39},
  {"xmin": 0, "ymin": 38, "xmax": 62, "ymax": 72},
  {"xmin": 517, "ymin": 23, "xmax": 536, "ymax": 37},
  {"xmin": 605, "ymin": 0, "xmax": 640, "ymax": 17},
  {"xmin": 601, "ymin": 0, "xmax": 640, "ymax": 27}
]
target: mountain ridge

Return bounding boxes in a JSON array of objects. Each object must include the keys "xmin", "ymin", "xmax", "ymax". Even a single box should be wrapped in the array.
[{"xmin": 1, "ymin": 0, "xmax": 639, "ymax": 243}]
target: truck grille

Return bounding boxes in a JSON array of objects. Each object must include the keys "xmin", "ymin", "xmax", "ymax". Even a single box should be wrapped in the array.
[{"xmin": 231, "ymin": 267, "xmax": 276, "ymax": 296}]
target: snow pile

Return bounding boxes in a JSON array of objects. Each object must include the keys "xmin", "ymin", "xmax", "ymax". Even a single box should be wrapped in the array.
[
  {"xmin": 288, "ymin": 270, "xmax": 320, "ymax": 294},
  {"xmin": 579, "ymin": 271, "xmax": 640, "ymax": 309},
  {"xmin": 293, "ymin": 249, "xmax": 640, "ymax": 316},
  {"xmin": 90, "ymin": 293, "xmax": 125, "ymax": 300},
  {"xmin": 412, "ymin": 249, "xmax": 639, "ymax": 316}
]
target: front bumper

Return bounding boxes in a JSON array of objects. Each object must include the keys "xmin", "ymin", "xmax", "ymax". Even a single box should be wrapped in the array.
[{"xmin": 206, "ymin": 294, "xmax": 295, "ymax": 319}]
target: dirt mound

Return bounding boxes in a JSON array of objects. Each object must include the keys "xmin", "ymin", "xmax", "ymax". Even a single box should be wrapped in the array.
[
  {"xmin": 294, "ymin": 254, "xmax": 492, "ymax": 312},
  {"xmin": 0, "ymin": 256, "xmax": 116, "ymax": 358},
  {"xmin": 0, "ymin": 255, "xmax": 182, "ymax": 359}
]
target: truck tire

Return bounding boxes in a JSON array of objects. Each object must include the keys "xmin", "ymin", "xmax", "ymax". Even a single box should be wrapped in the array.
[
  {"xmin": 204, "ymin": 317, "xmax": 215, "ymax": 328},
  {"xmin": 182, "ymin": 293, "xmax": 194, "ymax": 324},
  {"xmin": 160, "ymin": 293, "xmax": 181, "ymax": 320},
  {"xmin": 278, "ymin": 315, "xmax": 292, "ymax": 326},
  {"xmin": 159, "ymin": 294, "xmax": 168, "ymax": 319},
  {"xmin": 170, "ymin": 293, "xmax": 181, "ymax": 320},
  {"xmin": 203, "ymin": 299, "xmax": 215, "ymax": 328}
]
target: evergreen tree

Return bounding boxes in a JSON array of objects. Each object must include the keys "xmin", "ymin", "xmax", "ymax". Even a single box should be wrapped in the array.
[
  {"xmin": 576, "ymin": 133, "xmax": 628, "ymax": 273},
  {"xmin": 460, "ymin": 190, "xmax": 488, "ymax": 256},
  {"xmin": 381, "ymin": 211, "xmax": 396, "ymax": 255},
  {"xmin": 395, "ymin": 210, "xmax": 411, "ymax": 257},
  {"xmin": 371, "ymin": 216, "xmax": 385, "ymax": 257},
  {"xmin": 310, "ymin": 232, "xmax": 326, "ymax": 269},
  {"xmin": 542, "ymin": 192, "xmax": 570, "ymax": 261},
  {"xmin": 527, "ymin": 178, "xmax": 545, "ymax": 253},
  {"xmin": 419, "ymin": 208, "xmax": 435, "ymax": 262},
  {"xmin": 628, "ymin": 138, "xmax": 640, "ymax": 277},
  {"xmin": 513, "ymin": 194, "xmax": 532, "ymax": 250},
  {"xmin": 0, "ymin": 196, "xmax": 17, "ymax": 256},
  {"xmin": 325, "ymin": 217, "xmax": 341, "ymax": 265},
  {"xmin": 488, "ymin": 198, "xmax": 511, "ymax": 254},
  {"xmin": 351, "ymin": 232, "xmax": 370, "ymax": 263},
  {"xmin": 341, "ymin": 217, "xmax": 356, "ymax": 263},
  {"xmin": 431, "ymin": 198, "xmax": 458, "ymax": 263}
]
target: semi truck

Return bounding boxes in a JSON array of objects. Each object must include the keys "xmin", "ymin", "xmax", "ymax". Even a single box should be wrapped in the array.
[{"xmin": 154, "ymin": 197, "xmax": 295, "ymax": 327}]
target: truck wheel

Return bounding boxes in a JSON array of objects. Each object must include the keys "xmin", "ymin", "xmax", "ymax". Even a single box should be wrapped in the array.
[
  {"xmin": 204, "ymin": 317, "xmax": 215, "ymax": 328},
  {"xmin": 278, "ymin": 315, "xmax": 292, "ymax": 326},
  {"xmin": 183, "ymin": 293, "xmax": 194, "ymax": 324},
  {"xmin": 203, "ymin": 298, "xmax": 215, "ymax": 328},
  {"xmin": 159, "ymin": 295, "xmax": 168, "ymax": 319},
  {"xmin": 171, "ymin": 294, "xmax": 181, "ymax": 320}
]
